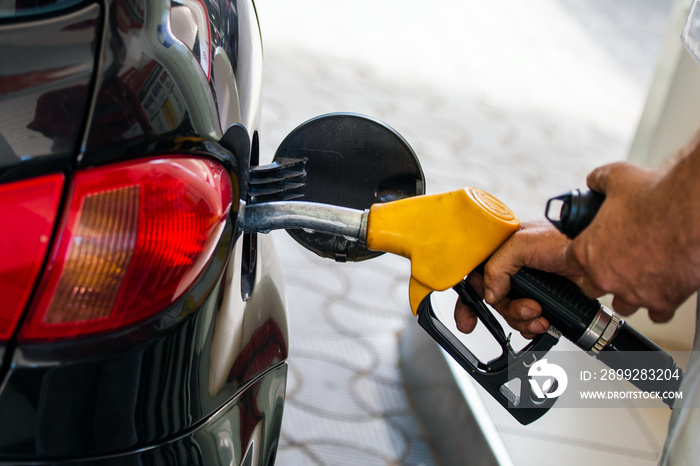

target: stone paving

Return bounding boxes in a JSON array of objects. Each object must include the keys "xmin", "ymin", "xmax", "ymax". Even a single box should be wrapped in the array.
[
  {"xmin": 255, "ymin": 0, "xmax": 675, "ymax": 464},
  {"xmin": 268, "ymin": 235, "xmax": 430, "ymax": 464}
]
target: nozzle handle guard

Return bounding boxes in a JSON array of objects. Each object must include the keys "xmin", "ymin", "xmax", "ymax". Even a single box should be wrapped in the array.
[{"xmin": 416, "ymin": 281, "xmax": 561, "ymax": 425}]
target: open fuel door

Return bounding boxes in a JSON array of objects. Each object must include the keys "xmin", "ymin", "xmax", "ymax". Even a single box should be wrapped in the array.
[{"xmin": 248, "ymin": 112, "xmax": 425, "ymax": 261}]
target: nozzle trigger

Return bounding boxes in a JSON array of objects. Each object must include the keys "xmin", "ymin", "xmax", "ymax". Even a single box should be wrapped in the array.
[{"xmin": 454, "ymin": 280, "xmax": 509, "ymax": 353}]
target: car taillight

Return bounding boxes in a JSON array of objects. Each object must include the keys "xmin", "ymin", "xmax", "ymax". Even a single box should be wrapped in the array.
[
  {"xmin": 21, "ymin": 158, "xmax": 232, "ymax": 341},
  {"xmin": 0, "ymin": 174, "xmax": 64, "ymax": 342}
]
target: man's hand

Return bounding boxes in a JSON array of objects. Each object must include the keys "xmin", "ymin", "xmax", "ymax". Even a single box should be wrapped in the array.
[{"xmin": 567, "ymin": 161, "xmax": 700, "ymax": 322}]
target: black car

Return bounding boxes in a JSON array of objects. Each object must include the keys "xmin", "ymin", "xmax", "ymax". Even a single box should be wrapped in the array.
[
  {"xmin": 0, "ymin": 0, "xmax": 287, "ymax": 463},
  {"xmin": 0, "ymin": 0, "xmax": 426, "ymax": 463}
]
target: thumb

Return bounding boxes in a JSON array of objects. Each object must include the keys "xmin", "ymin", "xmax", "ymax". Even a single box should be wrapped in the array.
[
  {"xmin": 586, "ymin": 163, "xmax": 618, "ymax": 194},
  {"xmin": 587, "ymin": 162, "xmax": 654, "ymax": 195}
]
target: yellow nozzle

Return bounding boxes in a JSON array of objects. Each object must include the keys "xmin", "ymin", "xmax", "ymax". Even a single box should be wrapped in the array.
[{"xmin": 365, "ymin": 187, "xmax": 520, "ymax": 314}]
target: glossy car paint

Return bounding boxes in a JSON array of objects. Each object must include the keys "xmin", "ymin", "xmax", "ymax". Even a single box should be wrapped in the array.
[
  {"xmin": 0, "ymin": 0, "xmax": 287, "ymax": 463},
  {"xmin": 0, "ymin": 3, "xmax": 98, "ymax": 178}
]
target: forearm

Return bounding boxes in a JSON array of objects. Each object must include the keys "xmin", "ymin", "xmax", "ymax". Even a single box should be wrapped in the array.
[{"xmin": 654, "ymin": 134, "xmax": 700, "ymax": 258}]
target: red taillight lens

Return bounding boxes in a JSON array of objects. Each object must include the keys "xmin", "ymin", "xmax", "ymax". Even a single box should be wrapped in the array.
[
  {"xmin": 0, "ymin": 174, "xmax": 64, "ymax": 342},
  {"xmin": 21, "ymin": 158, "xmax": 232, "ymax": 341}
]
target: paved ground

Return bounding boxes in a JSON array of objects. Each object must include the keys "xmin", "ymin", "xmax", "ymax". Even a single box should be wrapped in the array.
[{"xmin": 254, "ymin": 0, "xmax": 675, "ymax": 464}]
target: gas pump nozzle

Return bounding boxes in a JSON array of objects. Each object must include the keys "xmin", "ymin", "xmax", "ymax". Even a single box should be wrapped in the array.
[
  {"xmin": 242, "ymin": 187, "xmax": 516, "ymax": 312},
  {"xmin": 242, "ymin": 187, "xmax": 683, "ymax": 425}
]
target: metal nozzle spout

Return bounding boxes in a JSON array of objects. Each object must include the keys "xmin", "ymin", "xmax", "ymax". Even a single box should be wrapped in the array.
[{"xmin": 240, "ymin": 201, "xmax": 369, "ymax": 243}]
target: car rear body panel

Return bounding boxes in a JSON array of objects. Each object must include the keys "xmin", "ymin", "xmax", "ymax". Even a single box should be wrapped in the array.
[
  {"xmin": 79, "ymin": 0, "xmax": 262, "ymax": 168},
  {"xmin": 0, "ymin": 1, "xmax": 99, "ymax": 179},
  {"xmin": 0, "ymin": 0, "xmax": 288, "ymax": 463},
  {"xmin": 0, "ymin": 364, "xmax": 287, "ymax": 465}
]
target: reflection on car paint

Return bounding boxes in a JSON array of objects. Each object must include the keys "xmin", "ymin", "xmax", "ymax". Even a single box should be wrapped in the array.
[
  {"xmin": 171, "ymin": 0, "xmax": 211, "ymax": 79},
  {"xmin": 0, "ymin": 5, "xmax": 98, "ymax": 164},
  {"xmin": 209, "ymin": 235, "xmax": 289, "ymax": 397},
  {"xmin": 132, "ymin": 62, "xmax": 187, "ymax": 133}
]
